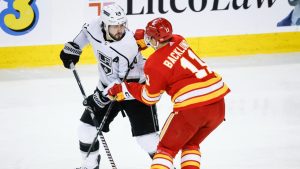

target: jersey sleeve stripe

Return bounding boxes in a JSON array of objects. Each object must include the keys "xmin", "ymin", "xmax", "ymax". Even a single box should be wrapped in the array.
[
  {"xmin": 141, "ymin": 97, "xmax": 159, "ymax": 105},
  {"xmin": 145, "ymin": 87, "xmax": 164, "ymax": 97},
  {"xmin": 141, "ymin": 86, "xmax": 162, "ymax": 104}
]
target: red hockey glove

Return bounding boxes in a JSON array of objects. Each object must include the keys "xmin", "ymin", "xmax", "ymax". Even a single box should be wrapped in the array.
[
  {"xmin": 134, "ymin": 29, "xmax": 148, "ymax": 51},
  {"xmin": 107, "ymin": 82, "xmax": 134, "ymax": 101}
]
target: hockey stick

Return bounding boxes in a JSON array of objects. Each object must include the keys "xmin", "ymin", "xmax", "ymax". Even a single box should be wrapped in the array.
[
  {"xmin": 70, "ymin": 63, "xmax": 117, "ymax": 169},
  {"xmin": 85, "ymin": 56, "xmax": 137, "ymax": 158}
]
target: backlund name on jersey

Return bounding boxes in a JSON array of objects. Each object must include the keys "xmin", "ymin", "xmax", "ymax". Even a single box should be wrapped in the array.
[{"xmin": 163, "ymin": 40, "xmax": 189, "ymax": 69}]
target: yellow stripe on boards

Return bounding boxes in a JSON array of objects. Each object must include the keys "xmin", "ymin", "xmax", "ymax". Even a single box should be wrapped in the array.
[
  {"xmin": 142, "ymin": 32, "xmax": 300, "ymax": 58},
  {"xmin": 1, "ymin": 32, "xmax": 300, "ymax": 69},
  {"xmin": 0, "ymin": 44, "xmax": 96, "ymax": 69}
]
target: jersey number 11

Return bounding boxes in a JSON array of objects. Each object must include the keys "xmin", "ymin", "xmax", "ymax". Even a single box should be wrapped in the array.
[{"xmin": 180, "ymin": 50, "xmax": 213, "ymax": 79}]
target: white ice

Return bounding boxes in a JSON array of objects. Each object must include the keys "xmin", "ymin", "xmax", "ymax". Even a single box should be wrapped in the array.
[{"xmin": 0, "ymin": 53, "xmax": 300, "ymax": 169}]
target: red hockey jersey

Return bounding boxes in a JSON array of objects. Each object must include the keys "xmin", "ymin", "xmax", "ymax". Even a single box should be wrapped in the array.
[{"xmin": 126, "ymin": 35, "xmax": 230, "ymax": 111}]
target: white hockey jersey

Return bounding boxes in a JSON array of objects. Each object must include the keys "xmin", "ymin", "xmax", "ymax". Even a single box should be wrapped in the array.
[{"xmin": 73, "ymin": 18, "xmax": 145, "ymax": 90}]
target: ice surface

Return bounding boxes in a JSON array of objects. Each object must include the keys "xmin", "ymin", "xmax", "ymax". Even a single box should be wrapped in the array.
[{"xmin": 0, "ymin": 53, "xmax": 300, "ymax": 169}]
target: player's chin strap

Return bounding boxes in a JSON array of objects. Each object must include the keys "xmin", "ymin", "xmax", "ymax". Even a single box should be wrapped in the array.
[{"xmin": 70, "ymin": 62, "xmax": 117, "ymax": 169}]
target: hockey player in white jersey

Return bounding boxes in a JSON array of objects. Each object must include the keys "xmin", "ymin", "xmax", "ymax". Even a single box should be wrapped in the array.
[{"xmin": 59, "ymin": 3, "xmax": 159, "ymax": 169}]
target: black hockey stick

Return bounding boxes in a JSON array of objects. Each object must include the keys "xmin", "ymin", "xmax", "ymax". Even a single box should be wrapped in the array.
[
  {"xmin": 70, "ymin": 63, "xmax": 117, "ymax": 169},
  {"xmin": 85, "ymin": 56, "xmax": 137, "ymax": 158}
]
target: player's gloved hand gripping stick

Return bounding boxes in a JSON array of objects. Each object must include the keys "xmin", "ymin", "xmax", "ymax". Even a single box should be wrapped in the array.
[
  {"xmin": 69, "ymin": 62, "xmax": 117, "ymax": 169},
  {"xmin": 85, "ymin": 56, "xmax": 136, "ymax": 150},
  {"xmin": 69, "ymin": 56, "xmax": 136, "ymax": 168}
]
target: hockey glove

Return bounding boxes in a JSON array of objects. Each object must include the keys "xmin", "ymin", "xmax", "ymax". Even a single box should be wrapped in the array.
[
  {"xmin": 83, "ymin": 88, "xmax": 110, "ymax": 113},
  {"xmin": 106, "ymin": 82, "xmax": 134, "ymax": 101},
  {"xmin": 60, "ymin": 42, "xmax": 82, "ymax": 69},
  {"xmin": 134, "ymin": 29, "xmax": 148, "ymax": 51}
]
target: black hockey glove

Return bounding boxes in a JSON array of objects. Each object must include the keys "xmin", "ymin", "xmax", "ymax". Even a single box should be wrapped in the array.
[
  {"xmin": 60, "ymin": 42, "xmax": 82, "ymax": 69},
  {"xmin": 83, "ymin": 88, "xmax": 110, "ymax": 113}
]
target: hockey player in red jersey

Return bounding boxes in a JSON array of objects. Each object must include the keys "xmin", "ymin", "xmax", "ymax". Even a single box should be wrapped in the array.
[{"xmin": 105, "ymin": 17, "xmax": 230, "ymax": 169}]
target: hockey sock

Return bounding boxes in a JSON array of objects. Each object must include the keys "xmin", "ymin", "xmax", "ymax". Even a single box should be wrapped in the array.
[
  {"xmin": 78, "ymin": 122, "xmax": 100, "ymax": 169},
  {"xmin": 80, "ymin": 151, "xmax": 100, "ymax": 169},
  {"xmin": 151, "ymin": 152, "xmax": 174, "ymax": 169},
  {"xmin": 181, "ymin": 149, "xmax": 201, "ymax": 169},
  {"xmin": 79, "ymin": 141, "xmax": 100, "ymax": 169}
]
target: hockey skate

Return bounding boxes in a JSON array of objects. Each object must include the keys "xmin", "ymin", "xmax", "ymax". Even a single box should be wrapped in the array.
[
  {"xmin": 75, "ymin": 167, "xmax": 98, "ymax": 169},
  {"xmin": 76, "ymin": 154, "xmax": 100, "ymax": 169}
]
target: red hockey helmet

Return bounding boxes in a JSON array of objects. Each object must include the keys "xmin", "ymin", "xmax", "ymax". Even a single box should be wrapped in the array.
[{"xmin": 145, "ymin": 17, "xmax": 173, "ymax": 43}]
